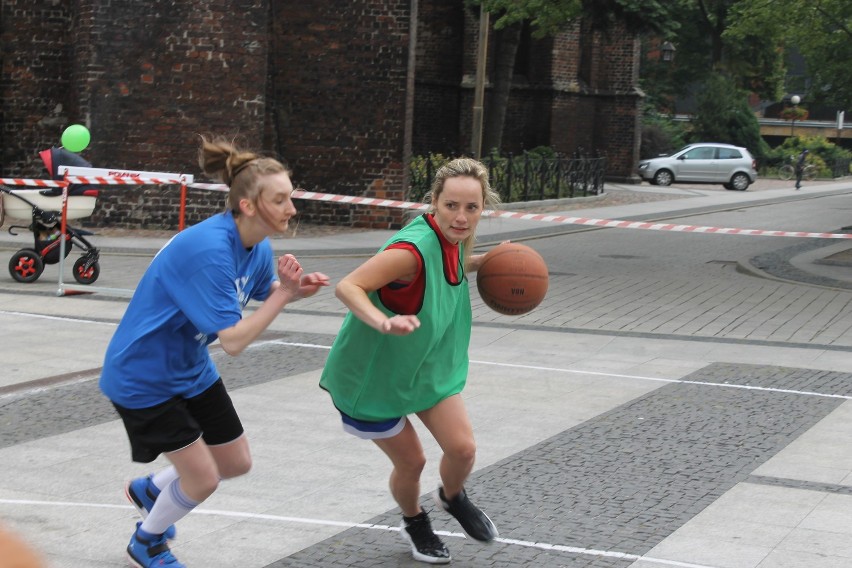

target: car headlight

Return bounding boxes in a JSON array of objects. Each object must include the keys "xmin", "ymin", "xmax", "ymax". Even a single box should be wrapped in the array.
[{"xmin": 638, "ymin": 163, "xmax": 648, "ymax": 170}]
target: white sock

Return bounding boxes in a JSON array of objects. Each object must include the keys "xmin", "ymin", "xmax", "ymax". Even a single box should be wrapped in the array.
[
  {"xmin": 141, "ymin": 479, "xmax": 200, "ymax": 536},
  {"xmin": 151, "ymin": 466, "xmax": 179, "ymax": 493}
]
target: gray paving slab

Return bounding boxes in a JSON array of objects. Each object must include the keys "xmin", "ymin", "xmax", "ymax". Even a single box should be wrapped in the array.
[{"xmin": 262, "ymin": 363, "xmax": 851, "ymax": 568}]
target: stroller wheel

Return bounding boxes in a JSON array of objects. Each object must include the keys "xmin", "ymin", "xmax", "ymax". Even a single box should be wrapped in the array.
[
  {"xmin": 9, "ymin": 249, "xmax": 45, "ymax": 283},
  {"xmin": 72, "ymin": 256, "xmax": 100, "ymax": 284}
]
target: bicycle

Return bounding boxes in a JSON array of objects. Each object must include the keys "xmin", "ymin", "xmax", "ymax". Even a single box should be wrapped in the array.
[{"xmin": 778, "ymin": 155, "xmax": 817, "ymax": 181}]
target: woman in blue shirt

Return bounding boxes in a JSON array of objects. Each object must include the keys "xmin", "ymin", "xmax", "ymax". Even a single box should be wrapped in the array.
[{"xmin": 100, "ymin": 135, "xmax": 329, "ymax": 568}]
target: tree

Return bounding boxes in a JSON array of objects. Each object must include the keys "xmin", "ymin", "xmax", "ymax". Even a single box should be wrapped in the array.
[
  {"xmin": 641, "ymin": 0, "xmax": 785, "ymax": 103},
  {"xmin": 471, "ymin": 0, "xmax": 676, "ymax": 155},
  {"xmin": 726, "ymin": 0, "xmax": 852, "ymax": 109},
  {"xmin": 481, "ymin": 21, "xmax": 523, "ymax": 154},
  {"xmin": 690, "ymin": 73, "xmax": 770, "ymax": 160},
  {"xmin": 478, "ymin": 0, "xmax": 674, "ymax": 37}
]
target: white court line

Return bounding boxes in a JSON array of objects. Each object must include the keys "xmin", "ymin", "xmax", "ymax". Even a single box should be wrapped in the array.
[
  {"xmin": 266, "ymin": 340, "xmax": 852, "ymax": 401},
  {"xmin": 0, "ymin": 310, "xmax": 118, "ymax": 326},
  {"xmin": 474, "ymin": 360, "xmax": 852, "ymax": 401},
  {"xmin": 0, "ymin": 322, "xmax": 846, "ymax": 402},
  {"xmin": 0, "ymin": 498, "xmax": 721, "ymax": 568}
]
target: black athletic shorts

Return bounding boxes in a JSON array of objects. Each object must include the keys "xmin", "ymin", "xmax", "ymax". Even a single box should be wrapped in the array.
[{"xmin": 112, "ymin": 378, "xmax": 244, "ymax": 463}]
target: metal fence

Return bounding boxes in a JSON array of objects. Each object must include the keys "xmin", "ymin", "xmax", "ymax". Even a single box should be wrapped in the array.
[
  {"xmin": 408, "ymin": 151, "xmax": 606, "ymax": 204},
  {"xmin": 832, "ymin": 157, "xmax": 851, "ymax": 178},
  {"xmin": 762, "ymin": 155, "xmax": 852, "ymax": 179}
]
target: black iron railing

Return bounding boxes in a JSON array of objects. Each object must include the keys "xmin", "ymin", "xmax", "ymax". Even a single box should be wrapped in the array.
[
  {"xmin": 832, "ymin": 157, "xmax": 851, "ymax": 178},
  {"xmin": 408, "ymin": 151, "xmax": 606, "ymax": 204}
]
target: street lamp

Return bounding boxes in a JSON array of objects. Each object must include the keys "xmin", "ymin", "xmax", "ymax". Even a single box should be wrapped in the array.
[
  {"xmin": 790, "ymin": 95, "xmax": 801, "ymax": 137},
  {"xmin": 658, "ymin": 41, "xmax": 676, "ymax": 114},
  {"xmin": 660, "ymin": 41, "xmax": 676, "ymax": 63}
]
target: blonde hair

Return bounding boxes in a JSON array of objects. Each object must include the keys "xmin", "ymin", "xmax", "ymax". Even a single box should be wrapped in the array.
[
  {"xmin": 426, "ymin": 157, "xmax": 500, "ymax": 261},
  {"xmin": 197, "ymin": 135, "xmax": 291, "ymax": 219}
]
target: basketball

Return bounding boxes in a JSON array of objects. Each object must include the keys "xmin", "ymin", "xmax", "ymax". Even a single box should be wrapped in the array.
[{"xmin": 476, "ymin": 242, "xmax": 548, "ymax": 315}]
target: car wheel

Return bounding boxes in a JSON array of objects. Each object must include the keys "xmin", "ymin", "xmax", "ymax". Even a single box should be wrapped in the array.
[
  {"xmin": 653, "ymin": 170, "xmax": 673, "ymax": 186},
  {"xmin": 730, "ymin": 173, "xmax": 750, "ymax": 191},
  {"xmin": 723, "ymin": 183, "xmax": 733, "ymax": 190}
]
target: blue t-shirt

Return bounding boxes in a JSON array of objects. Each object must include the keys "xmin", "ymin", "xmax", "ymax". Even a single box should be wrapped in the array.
[{"xmin": 99, "ymin": 211, "xmax": 276, "ymax": 408}]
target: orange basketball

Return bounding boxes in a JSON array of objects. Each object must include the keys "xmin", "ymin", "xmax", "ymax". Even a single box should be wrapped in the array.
[{"xmin": 476, "ymin": 242, "xmax": 548, "ymax": 315}]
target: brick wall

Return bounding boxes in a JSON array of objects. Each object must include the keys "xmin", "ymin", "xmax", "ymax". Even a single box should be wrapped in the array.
[
  {"xmin": 413, "ymin": 6, "xmax": 641, "ymax": 181},
  {"xmin": 1, "ymin": 2, "xmax": 643, "ymax": 231},
  {"xmin": 412, "ymin": 1, "xmax": 465, "ymax": 155},
  {"xmin": 2, "ymin": 0, "xmax": 415, "ymax": 229},
  {"xmin": 270, "ymin": 0, "xmax": 411, "ymax": 228},
  {"xmin": 2, "ymin": 0, "xmax": 271, "ymax": 229},
  {"xmin": 0, "ymin": 1, "xmax": 77, "ymax": 176},
  {"xmin": 587, "ymin": 24, "xmax": 642, "ymax": 181},
  {"xmin": 81, "ymin": 0, "xmax": 272, "ymax": 228}
]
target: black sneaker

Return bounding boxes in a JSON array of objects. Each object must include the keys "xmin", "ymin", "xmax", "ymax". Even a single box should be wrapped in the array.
[
  {"xmin": 400, "ymin": 511, "xmax": 451, "ymax": 564},
  {"xmin": 433, "ymin": 486, "xmax": 498, "ymax": 542}
]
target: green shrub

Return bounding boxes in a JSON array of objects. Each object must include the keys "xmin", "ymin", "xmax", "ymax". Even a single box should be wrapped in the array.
[
  {"xmin": 640, "ymin": 111, "xmax": 688, "ymax": 159},
  {"xmin": 408, "ymin": 148, "xmax": 605, "ymax": 203},
  {"xmin": 765, "ymin": 136, "xmax": 852, "ymax": 178},
  {"xmin": 407, "ymin": 153, "xmax": 448, "ymax": 202}
]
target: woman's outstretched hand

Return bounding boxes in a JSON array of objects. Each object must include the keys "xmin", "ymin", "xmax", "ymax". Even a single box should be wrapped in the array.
[
  {"xmin": 277, "ymin": 255, "xmax": 329, "ymax": 299},
  {"xmin": 467, "ymin": 240, "xmax": 511, "ymax": 272},
  {"xmin": 298, "ymin": 272, "xmax": 331, "ymax": 298},
  {"xmin": 277, "ymin": 254, "xmax": 303, "ymax": 298}
]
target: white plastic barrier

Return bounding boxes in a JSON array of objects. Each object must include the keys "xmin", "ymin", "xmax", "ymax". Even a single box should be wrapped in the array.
[
  {"xmin": 56, "ymin": 166, "xmax": 194, "ymax": 297},
  {"xmin": 59, "ymin": 165, "xmax": 193, "ymax": 186}
]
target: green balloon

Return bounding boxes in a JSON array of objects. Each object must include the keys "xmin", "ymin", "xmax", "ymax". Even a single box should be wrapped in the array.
[{"xmin": 61, "ymin": 124, "xmax": 91, "ymax": 153}]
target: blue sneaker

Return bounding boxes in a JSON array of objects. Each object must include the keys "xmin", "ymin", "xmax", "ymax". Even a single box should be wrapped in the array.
[
  {"xmin": 127, "ymin": 523, "xmax": 185, "ymax": 567},
  {"xmin": 125, "ymin": 476, "xmax": 176, "ymax": 540}
]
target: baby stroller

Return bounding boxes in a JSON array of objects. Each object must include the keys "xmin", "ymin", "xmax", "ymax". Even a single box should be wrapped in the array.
[{"xmin": 0, "ymin": 147, "xmax": 100, "ymax": 284}]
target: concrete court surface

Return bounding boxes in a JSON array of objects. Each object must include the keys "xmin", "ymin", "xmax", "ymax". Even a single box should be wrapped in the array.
[{"xmin": 1, "ymin": 179, "xmax": 852, "ymax": 567}]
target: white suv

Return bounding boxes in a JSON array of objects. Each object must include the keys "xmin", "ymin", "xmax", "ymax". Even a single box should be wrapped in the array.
[{"xmin": 637, "ymin": 143, "xmax": 758, "ymax": 191}]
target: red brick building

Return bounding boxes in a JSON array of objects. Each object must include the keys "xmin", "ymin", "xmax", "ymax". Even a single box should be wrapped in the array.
[{"xmin": 1, "ymin": 0, "xmax": 641, "ymax": 229}]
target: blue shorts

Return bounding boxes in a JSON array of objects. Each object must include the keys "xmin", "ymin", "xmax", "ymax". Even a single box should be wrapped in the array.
[{"xmin": 339, "ymin": 412, "xmax": 406, "ymax": 440}]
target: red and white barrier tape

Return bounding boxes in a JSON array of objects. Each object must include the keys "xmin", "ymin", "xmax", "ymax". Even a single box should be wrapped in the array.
[
  {"xmin": 4, "ymin": 177, "xmax": 849, "ymax": 239},
  {"xmin": 188, "ymin": 185, "xmax": 852, "ymax": 240},
  {"xmin": 484, "ymin": 211, "xmax": 852, "ymax": 239},
  {"xmin": 0, "ymin": 178, "xmax": 65, "ymax": 188},
  {"xmin": 1, "ymin": 176, "xmax": 184, "ymax": 187}
]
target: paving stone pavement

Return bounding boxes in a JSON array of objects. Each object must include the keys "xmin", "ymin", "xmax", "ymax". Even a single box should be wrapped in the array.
[
  {"xmin": 263, "ymin": 363, "xmax": 851, "ymax": 568},
  {"xmin": 1, "ymin": 179, "xmax": 852, "ymax": 568}
]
